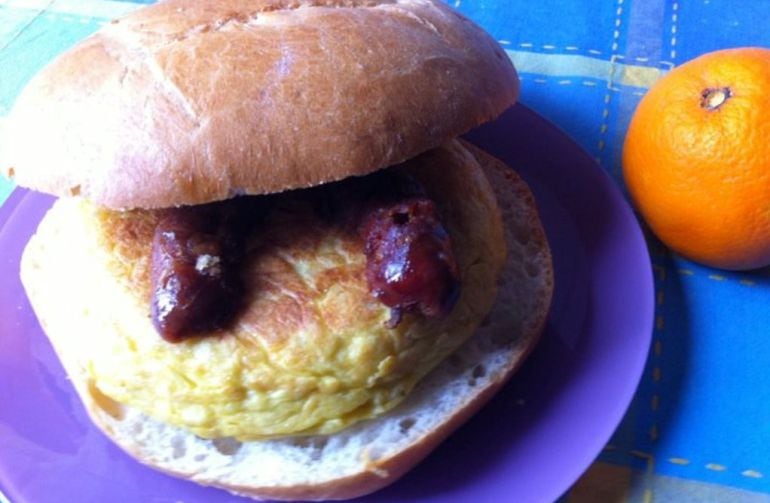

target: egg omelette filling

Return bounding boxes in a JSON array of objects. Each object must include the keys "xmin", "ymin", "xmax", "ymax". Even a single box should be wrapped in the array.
[{"xmin": 29, "ymin": 141, "xmax": 506, "ymax": 440}]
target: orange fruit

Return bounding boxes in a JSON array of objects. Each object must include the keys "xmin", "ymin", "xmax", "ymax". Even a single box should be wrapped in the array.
[{"xmin": 623, "ymin": 47, "xmax": 770, "ymax": 270}]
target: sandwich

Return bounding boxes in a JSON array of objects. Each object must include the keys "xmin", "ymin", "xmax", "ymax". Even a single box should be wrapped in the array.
[{"xmin": 1, "ymin": 0, "xmax": 554, "ymax": 500}]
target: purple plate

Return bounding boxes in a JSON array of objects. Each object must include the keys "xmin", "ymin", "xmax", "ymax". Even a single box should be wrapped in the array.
[{"xmin": 0, "ymin": 104, "xmax": 653, "ymax": 503}]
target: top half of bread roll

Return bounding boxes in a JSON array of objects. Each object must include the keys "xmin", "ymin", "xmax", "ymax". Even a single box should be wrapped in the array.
[{"xmin": 1, "ymin": 0, "xmax": 518, "ymax": 209}]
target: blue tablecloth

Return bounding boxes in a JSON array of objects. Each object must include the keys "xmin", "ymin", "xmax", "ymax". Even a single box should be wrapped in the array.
[{"xmin": 1, "ymin": 1, "xmax": 769, "ymax": 501}]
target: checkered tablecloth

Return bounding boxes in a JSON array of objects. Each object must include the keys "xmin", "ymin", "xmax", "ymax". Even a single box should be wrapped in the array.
[{"xmin": 1, "ymin": 1, "xmax": 769, "ymax": 501}]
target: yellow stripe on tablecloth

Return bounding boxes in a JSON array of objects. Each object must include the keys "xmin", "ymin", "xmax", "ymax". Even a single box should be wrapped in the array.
[
  {"xmin": 568, "ymin": 462, "xmax": 770, "ymax": 502},
  {"xmin": 505, "ymin": 49, "xmax": 668, "ymax": 89}
]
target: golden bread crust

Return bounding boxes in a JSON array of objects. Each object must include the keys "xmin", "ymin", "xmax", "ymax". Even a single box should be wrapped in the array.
[{"xmin": 2, "ymin": 0, "xmax": 518, "ymax": 209}]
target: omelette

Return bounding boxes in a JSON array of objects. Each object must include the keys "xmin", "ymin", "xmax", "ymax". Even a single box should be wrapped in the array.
[{"xmin": 23, "ymin": 141, "xmax": 505, "ymax": 440}]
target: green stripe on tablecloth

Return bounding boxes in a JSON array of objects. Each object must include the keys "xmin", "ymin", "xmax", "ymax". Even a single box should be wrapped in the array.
[
  {"xmin": 0, "ymin": 116, "xmax": 9, "ymax": 205},
  {"xmin": 0, "ymin": 180, "xmax": 12, "ymax": 206},
  {"xmin": 0, "ymin": 0, "xmax": 142, "ymax": 19}
]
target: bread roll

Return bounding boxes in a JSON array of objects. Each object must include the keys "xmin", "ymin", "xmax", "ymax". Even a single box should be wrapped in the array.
[
  {"xmin": 20, "ymin": 141, "xmax": 553, "ymax": 500},
  {"xmin": 7, "ymin": 0, "xmax": 550, "ymax": 498}
]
